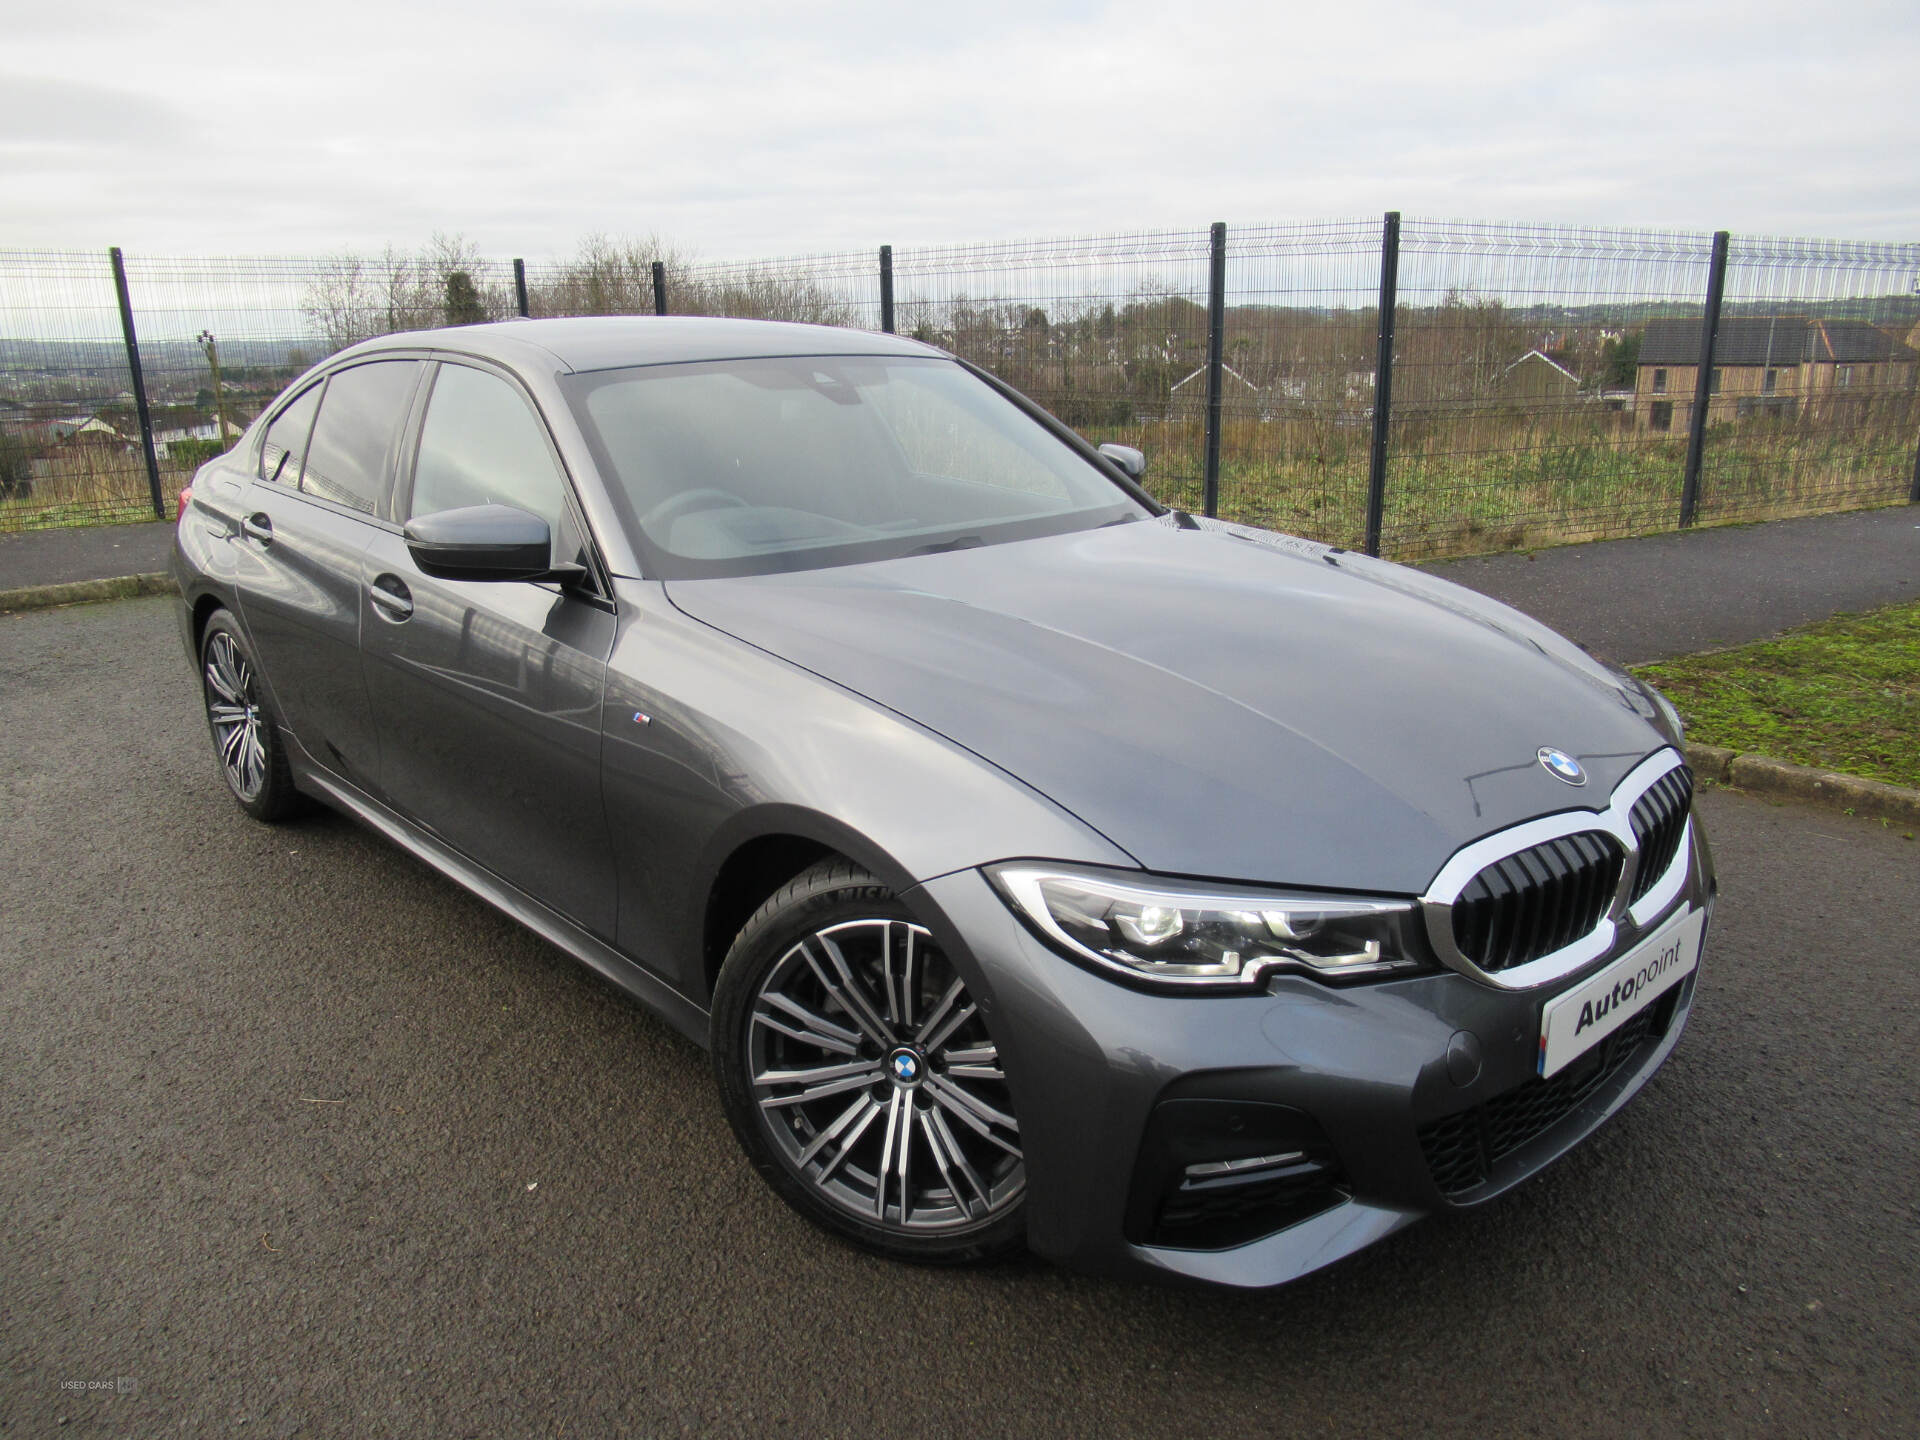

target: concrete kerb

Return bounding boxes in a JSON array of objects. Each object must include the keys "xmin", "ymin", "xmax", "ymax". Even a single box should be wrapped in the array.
[
  {"xmin": 0, "ymin": 573, "xmax": 173, "ymax": 613},
  {"xmin": 1685, "ymin": 742, "xmax": 1920, "ymax": 829}
]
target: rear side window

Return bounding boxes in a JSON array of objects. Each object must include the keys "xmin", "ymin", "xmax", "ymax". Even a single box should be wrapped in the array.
[
  {"xmin": 259, "ymin": 382, "xmax": 322, "ymax": 483},
  {"xmin": 300, "ymin": 361, "xmax": 422, "ymax": 516}
]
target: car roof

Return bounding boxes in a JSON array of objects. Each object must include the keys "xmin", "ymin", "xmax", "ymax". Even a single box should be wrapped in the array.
[{"xmin": 337, "ymin": 315, "xmax": 945, "ymax": 375}]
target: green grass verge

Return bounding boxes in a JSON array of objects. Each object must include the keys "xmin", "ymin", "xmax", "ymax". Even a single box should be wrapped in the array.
[{"xmin": 1633, "ymin": 601, "xmax": 1920, "ymax": 790}]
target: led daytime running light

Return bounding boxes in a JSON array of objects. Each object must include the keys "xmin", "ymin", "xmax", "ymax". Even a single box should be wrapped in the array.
[{"xmin": 991, "ymin": 864, "xmax": 1419, "ymax": 990}]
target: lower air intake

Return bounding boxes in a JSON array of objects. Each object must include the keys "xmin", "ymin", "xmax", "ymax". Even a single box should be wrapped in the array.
[{"xmin": 1416, "ymin": 988, "xmax": 1680, "ymax": 1197}]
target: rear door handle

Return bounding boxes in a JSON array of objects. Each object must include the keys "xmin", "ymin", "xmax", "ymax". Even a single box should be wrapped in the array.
[
  {"xmin": 240, "ymin": 513, "xmax": 273, "ymax": 545},
  {"xmin": 368, "ymin": 575, "xmax": 413, "ymax": 622}
]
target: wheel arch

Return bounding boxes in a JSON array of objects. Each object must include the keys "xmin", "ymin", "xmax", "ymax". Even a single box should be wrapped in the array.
[
  {"xmin": 696, "ymin": 806, "xmax": 925, "ymax": 1007},
  {"xmin": 189, "ymin": 590, "xmax": 227, "ymax": 655},
  {"xmin": 187, "ymin": 591, "xmax": 299, "ymax": 733}
]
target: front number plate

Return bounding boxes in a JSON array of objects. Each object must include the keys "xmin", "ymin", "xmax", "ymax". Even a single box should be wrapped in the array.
[{"xmin": 1538, "ymin": 907, "xmax": 1704, "ymax": 1077}]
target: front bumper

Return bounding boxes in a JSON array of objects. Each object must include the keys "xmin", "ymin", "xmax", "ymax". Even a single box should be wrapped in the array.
[{"xmin": 906, "ymin": 824, "xmax": 1713, "ymax": 1290}]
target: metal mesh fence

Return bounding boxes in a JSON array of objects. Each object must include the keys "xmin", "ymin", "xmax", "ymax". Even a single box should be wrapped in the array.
[
  {"xmin": 891, "ymin": 231, "xmax": 1215, "ymax": 507},
  {"xmin": 125, "ymin": 252, "xmax": 515, "ymax": 520},
  {"xmin": 3, "ymin": 223, "xmax": 1916, "ymax": 547},
  {"xmin": 522, "ymin": 243, "xmax": 881, "ymax": 326},
  {"xmin": 1380, "ymin": 221, "xmax": 1721, "ymax": 559},
  {"xmin": 1217, "ymin": 220, "xmax": 1389, "ymax": 548},
  {"xmin": 0, "ymin": 245, "xmax": 527, "ymax": 530},
  {"xmin": 1696, "ymin": 234, "xmax": 1920, "ymax": 526},
  {"xmin": 0, "ymin": 250, "xmax": 153, "ymax": 529},
  {"xmin": 679, "ymin": 248, "xmax": 881, "ymax": 328}
]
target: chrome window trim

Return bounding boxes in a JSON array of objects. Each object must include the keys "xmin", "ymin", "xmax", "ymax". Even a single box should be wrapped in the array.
[{"xmin": 1421, "ymin": 748, "xmax": 1688, "ymax": 991}]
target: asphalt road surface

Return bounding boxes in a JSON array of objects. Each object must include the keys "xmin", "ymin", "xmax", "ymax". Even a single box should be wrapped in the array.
[
  {"xmin": 1424, "ymin": 504, "xmax": 1920, "ymax": 666},
  {"xmin": 0, "ymin": 521, "xmax": 175, "ymax": 593},
  {"xmin": 4, "ymin": 596, "xmax": 1917, "ymax": 1437}
]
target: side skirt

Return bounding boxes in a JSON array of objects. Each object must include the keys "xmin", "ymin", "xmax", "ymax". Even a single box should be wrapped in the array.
[{"xmin": 293, "ymin": 757, "xmax": 712, "ymax": 1049}]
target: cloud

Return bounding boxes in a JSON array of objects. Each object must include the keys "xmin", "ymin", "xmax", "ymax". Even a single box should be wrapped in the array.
[
  {"xmin": 0, "ymin": 75, "xmax": 189, "ymax": 150},
  {"xmin": 0, "ymin": 0, "xmax": 1915, "ymax": 256}
]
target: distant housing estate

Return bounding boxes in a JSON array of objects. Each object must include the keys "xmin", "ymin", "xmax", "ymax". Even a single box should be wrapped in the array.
[
  {"xmin": 150, "ymin": 418, "xmax": 243, "ymax": 459},
  {"xmin": 1634, "ymin": 317, "xmax": 1920, "ymax": 431}
]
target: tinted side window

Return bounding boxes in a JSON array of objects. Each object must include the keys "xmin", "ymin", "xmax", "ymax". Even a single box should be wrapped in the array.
[
  {"xmin": 411, "ymin": 364, "xmax": 574, "ymax": 561},
  {"xmin": 300, "ymin": 361, "xmax": 421, "ymax": 516},
  {"xmin": 259, "ymin": 382, "xmax": 322, "ymax": 483}
]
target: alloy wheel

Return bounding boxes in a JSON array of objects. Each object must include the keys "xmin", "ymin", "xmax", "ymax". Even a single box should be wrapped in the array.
[
  {"xmin": 204, "ymin": 630, "xmax": 267, "ymax": 802},
  {"xmin": 747, "ymin": 918, "xmax": 1024, "ymax": 1233}
]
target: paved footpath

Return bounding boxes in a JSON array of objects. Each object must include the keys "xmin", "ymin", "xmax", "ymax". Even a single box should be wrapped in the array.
[
  {"xmin": 4, "ymin": 506, "xmax": 1916, "ymax": 664},
  {"xmin": 0, "ymin": 518, "xmax": 175, "ymax": 591},
  {"xmin": 1424, "ymin": 505, "xmax": 1920, "ymax": 665}
]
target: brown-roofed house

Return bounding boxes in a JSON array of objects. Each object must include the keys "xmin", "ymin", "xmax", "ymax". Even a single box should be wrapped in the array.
[{"xmin": 1634, "ymin": 316, "xmax": 1918, "ymax": 431}]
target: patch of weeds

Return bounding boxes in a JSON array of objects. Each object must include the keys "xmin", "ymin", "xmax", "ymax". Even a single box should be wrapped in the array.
[{"xmin": 1634, "ymin": 600, "xmax": 1920, "ymax": 791}]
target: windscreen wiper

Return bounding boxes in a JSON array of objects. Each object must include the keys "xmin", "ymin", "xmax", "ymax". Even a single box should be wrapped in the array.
[{"xmin": 913, "ymin": 534, "xmax": 986, "ymax": 555}]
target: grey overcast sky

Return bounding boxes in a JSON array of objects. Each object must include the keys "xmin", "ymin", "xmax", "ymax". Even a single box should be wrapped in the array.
[{"xmin": 3, "ymin": 0, "xmax": 1916, "ymax": 258}]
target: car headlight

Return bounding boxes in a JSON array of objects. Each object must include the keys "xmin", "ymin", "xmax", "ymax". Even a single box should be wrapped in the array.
[{"xmin": 988, "ymin": 863, "xmax": 1427, "ymax": 991}]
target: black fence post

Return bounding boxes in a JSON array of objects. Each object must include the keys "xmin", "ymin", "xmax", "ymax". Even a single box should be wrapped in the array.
[
  {"xmin": 512, "ymin": 258, "xmax": 530, "ymax": 317},
  {"xmin": 108, "ymin": 247, "xmax": 164, "ymax": 521},
  {"xmin": 1364, "ymin": 211, "xmax": 1401, "ymax": 558},
  {"xmin": 879, "ymin": 245, "xmax": 895, "ymax": 334},
  {"xmin": 1679, "ymin": 230, "xmax": 1731, "ymax": 528},
  {"xmin": 1202, "ymin": 222, "xmax": 1227, "ymax": 518},
  {"xmin": 1910, "ymin": 410, "xmax": 1920, "ymax": 504},
  {"xmin": 651, "ymin": 261, "xmax": 668, "ymax": 317}
]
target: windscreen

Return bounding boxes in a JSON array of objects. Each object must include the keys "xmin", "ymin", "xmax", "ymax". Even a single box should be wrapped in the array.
[{"xmin": 562, "ymin": 354, "xmax": 1148, "ymax": 578}]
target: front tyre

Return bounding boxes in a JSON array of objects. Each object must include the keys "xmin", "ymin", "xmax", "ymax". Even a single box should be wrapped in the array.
[
  {"xmin": 199, "ymin": 609, "xmax": 302, "ymax": 822},
  {"xmin": 712, "ymin": 859, "xmax": 1026, "ymax": 1265}
]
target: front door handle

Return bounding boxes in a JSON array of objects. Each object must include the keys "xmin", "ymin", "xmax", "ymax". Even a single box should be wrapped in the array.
[
  {"xmin": 240, "ymin": 513, "xmax": 273, "ymax": 545},
  {"xmin": 368, "ymin": 575, "xmax": 413, "ymax": 622}
]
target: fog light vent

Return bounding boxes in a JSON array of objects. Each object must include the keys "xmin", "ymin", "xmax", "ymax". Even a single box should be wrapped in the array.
[{"xmin": 1126, "ymin": 1097, "xmax": 1348, "ymax": 1251}]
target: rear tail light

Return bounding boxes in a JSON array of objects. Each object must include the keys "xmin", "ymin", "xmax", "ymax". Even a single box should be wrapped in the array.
[{"xmin": 175, "ymin": 486, "xmax": 192, "ymax": 524}]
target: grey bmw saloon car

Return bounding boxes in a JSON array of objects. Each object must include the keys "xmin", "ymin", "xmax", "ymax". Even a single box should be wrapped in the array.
[{"xmin": 172, "ymin": 316, "xmax": 1713, "ymax": 1289}]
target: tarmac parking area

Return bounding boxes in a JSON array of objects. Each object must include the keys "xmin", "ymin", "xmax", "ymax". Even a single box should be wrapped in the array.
[{"xmin": 3, "ymin": 595, "xmax": 1916, "ymax": 1437}]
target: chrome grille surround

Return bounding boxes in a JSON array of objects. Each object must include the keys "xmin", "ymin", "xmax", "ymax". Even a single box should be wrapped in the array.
[
  {"xmin": 1448, "ymin": 831, "xmax": 1625, "ymax": 974},
  {"xmin": 1421, "ymin": 749, "xmax": 1693, "ymax": 991},
  {"xmin": 1627, "ymin": 766, "xmax": 1694, "ymax": 905}
]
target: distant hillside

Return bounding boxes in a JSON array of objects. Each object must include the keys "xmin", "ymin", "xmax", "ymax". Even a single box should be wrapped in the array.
[{"xmin": 0, "ymin": 337, "xmax": 311, "ymax": 369}]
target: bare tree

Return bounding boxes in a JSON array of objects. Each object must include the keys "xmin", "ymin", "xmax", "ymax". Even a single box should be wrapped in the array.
[
  {"xmin": 304, "ymin": 251, "xmax": 376, "ymax": 353},
  {"xmin": 531, "ymin": 233, "xmax": 696, "ymax": 316},
  {"xmin": 302, "ymin": 232, "xmax": 505, "ymax": 353}
]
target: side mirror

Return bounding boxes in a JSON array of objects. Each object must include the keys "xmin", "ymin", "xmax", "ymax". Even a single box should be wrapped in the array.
[
  {"xmin": 1098, "ymin": 443, "xmax": 1147, "ymax": 482},
  {"xmin": 404, "ymin": 504, "xmax": 556, "ymax": 582}
]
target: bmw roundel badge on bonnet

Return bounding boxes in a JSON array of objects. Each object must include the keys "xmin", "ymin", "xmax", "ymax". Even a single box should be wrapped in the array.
[{"xmin": 1537, "ymin": 747, "xmax": 1588, "ymax": 785}]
